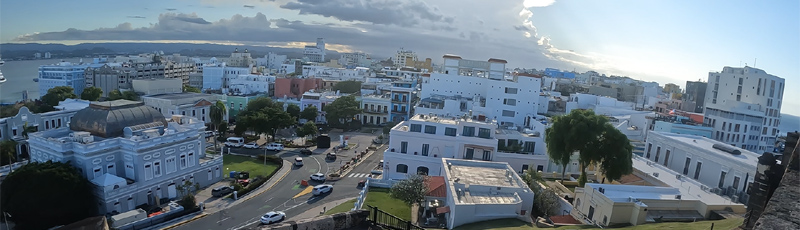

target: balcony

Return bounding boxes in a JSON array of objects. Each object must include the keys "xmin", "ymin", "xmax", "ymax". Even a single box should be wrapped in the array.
[
  {"xmin": 363, "ymin": 109, "xmax": 386, "ymax": 114},
  {"xmin": 392, "ymin": 97, "xmax": 408, "ymax": 103},
  {"xmin": 391, "ymin": 109, "xmax": 408, "ymax": 114}
]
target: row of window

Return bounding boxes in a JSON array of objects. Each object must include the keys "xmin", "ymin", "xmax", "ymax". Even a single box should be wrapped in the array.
[{"xmin": 408, "ymin": 124, "xmax": 491, "ymax": 138}]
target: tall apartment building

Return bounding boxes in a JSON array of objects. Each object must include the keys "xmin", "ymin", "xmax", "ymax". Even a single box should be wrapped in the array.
[
  {"xmin": 416, "ymin": 55, "xmax": 542, "ymax": 128},
  {"xmin": 394, "ymin": 49, "xmax": 417, "ymax": 67},
  {"xmin": 389, "ymin": 80, "xmax": 416, "ymax": 122},
  {"xmin": 338, "ymin": 52, "xmax": 371, "ymax": 68},
  {"xmin": 256, "ymin": 52, "xmax": 287, "ymax": 70},
  {"xmin": 682, "ymin": 81, "xmax": 707, "ymax": 113},
  {"xmin": 703, "ymin": 66, "xmax": 784, "ymax": 152},
  {"xmin": 39, "ymin": 61, "xmax": 106, "ymax": 98},
  {"xmin": 227, "ymin": 48, "xmax": 256, "ymax": 67},
  {"xmin": 303, "ymin": 38, "xmax": 326, "ymax": 63},
  {"xmin": 201, "ymin": 63, "xmax": 251, "ymax": 91}
]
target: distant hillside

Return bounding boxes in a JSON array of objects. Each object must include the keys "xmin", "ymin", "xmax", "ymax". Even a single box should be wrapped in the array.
[
  {"xmin": 780, "ymin": 113, "xmax": 800, "ymax": 134},
  {"xmin": 0, "ymin": 42, "xmax": 342, "ymax": 61}
]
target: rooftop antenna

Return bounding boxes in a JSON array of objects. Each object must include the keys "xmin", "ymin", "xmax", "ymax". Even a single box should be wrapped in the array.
[{"xmin": 754, "ymin": 58, "xmax": 757, "ymax": 67}]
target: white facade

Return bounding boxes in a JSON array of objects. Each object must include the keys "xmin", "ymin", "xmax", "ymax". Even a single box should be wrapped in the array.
[
  {"xmin": 303, "ymin": 38, "xmax": 326, "ymax": 63},
  {"xmin": 441, "ymin": 159, "xmax": 534, "ymax": 229},
  {"xmin": 703, "ymin": 66, "xmax": 784, "ymax": 152},
  {"xmin": 256, "ymin": 52, "xmax": 287, "ymax": 70},
  {"xmin": 300, "ymin": 91, "xmax": 340, "ymax": 123},
  {"xmin": 223, "ymin": 74, "xmax": 275, "ymax": 96},
  {"xmin": 383, "ymin": 114, "xmax": 553, "ymax": 181},
  {"xmin": 39, "ymin": 61, "xmax": 105, "ymax": 97},
  {"xmin": 131, "ymin": 78, "xmax": 183, "ymax": 95},
  {"xmin": 338, "ymin": 52, "xmax": 371, "ymax": 67},
  {"xmin": 360, "ymin": 94, "xmax": 391, "ymax": 125},
  {"xmin": 394, "ymin": 49, "xmax": 417, "ymax": 67},
  {"xmin": 418, "ymin": 56, "xmax": 541, "ymax": 127},
  {"xmin": 201, "ymin": 63, "xmax": 251, "ymax": 90},
  {"xmin": 302, "ymin": 66, "xmax": 369, "ymax": 81},
  {"xmin": 643, "ymin": 131, "xmax": 757, "ymax": 197},
  {"xmin": 141, "ymin": 93, "xmax": 221, "ymax": 124}
]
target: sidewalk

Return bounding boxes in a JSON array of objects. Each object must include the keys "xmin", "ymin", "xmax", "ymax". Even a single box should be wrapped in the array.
[
  {"xmin": 290, "ymin": 197, "xmax": 358, "ymax": 221},
  {"xmin": 195, "ymin": 159, "xmax": 293, "ymax": 214}
]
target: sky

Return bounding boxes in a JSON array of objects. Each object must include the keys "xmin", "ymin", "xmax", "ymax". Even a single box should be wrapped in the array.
[{"xmin": 1, "ymin": 0, "xmax": 798, "ymax": 114}]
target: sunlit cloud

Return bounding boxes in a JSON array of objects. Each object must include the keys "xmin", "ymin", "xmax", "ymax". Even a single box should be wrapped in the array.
[{"xmin": 523, "ymin": 0, "xmax": 556, "ymax": 8}]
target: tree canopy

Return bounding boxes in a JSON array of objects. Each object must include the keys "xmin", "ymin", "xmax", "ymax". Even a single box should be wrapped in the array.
[
  {"xmin": 183, "ymin": 85, "xmax": 201, "ymax": 93},
  {"xmin": 324, "ymin": 95, "xmax": 361, "ymax": 127},
  {"xmin": 0, "ymin": 101, "xmax": 54, "ymax": 118},
  {"xmin": 545, "ymin": 109, "xmax": 632, "ymax": 186},
  {"xmin": 237, "ymin": 97, "xmax": 296, "ymax": 141},
  {"xmin": 80, "ymin": 86, "xmax": 103, "ymax": 101},
  {"xmin": 296, "ymin": 122, "xmax": 318, "ymax": 138},
  {"xmin": 287, "ymin": 104, "xmax": 301, "ymax": 120},
  {"xmin": 522, "ymin": 170, "xmax": 560, "ymax": 217},
  {"xmin": 1, "ymin": 161, "xmax": 97, "ymax": 230},
  {"xmin": 332, "ymin": 80, "xmax": 362, "ymax": 94},
  {"xmin": 390, "ymin": 174, "xmax": 428, "ymax": 206},
  {"xmin": 41, "ymin": 86, "xmax": 77, "ymax": 107},
  {"xmin": 300, "ymin": 105, "xmax": 318, "ymax": 121},
  {"xmin": 108, "ymin": 89, "xmax": 140, "ymax": 101},
  {"xmin": 0, "ymin": 140, "xmax": 17, "ymax": 166},
  {"xmin": 209, "ymin": 101, "xmax": 227, "ymax": 153}
]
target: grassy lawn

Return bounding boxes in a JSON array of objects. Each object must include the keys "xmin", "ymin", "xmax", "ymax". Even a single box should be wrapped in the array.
[
  {"xmin": 223, "ymin": 154, "xmax": 279, "ymax": 178},
  {"xmin": 453, "ymin": 217, "xmax": 743, "ymax": 230},
  {"xmin": 364, "ymin": 188, "xmax": 412, "ymax": 221},
  {"xmin": 323, "ymin": 199, "xmax": 358, "ymax": 215}
]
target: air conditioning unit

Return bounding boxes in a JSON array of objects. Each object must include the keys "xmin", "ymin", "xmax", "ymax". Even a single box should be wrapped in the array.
[
  {"xmin": 731, "ymin": 195, "xmax": 739, "ymax": 202},
  {"xmin": 652, "ymin": 172, "xmax": 659, "ymax": 177},
  {"xmin": 646, "ymin": 161, "xmax": 653, "ymax": 166},
  {"xmin": 701, "ymin": 185, "xmax": 708, "ymax": 191},
  {"xmin": 676, "ymin": 174, "xmax": 682, "ymax": 180},
  {"xmin": 709, "ymin": 188, "xmax": 721, "ymax": 194}
]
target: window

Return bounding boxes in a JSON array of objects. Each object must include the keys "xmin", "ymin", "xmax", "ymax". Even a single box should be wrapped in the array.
[
  {"xmin": 166, "ymin": 156, "xmax": 177, "ymax": 174},
  {"xmin": 410, "ymin": 124, "xmax": 421, "ymax": 132},
  {"xmin": 733, "ymin": 176, "xmax": 741, "ymax": 190},
  {"xmin": 502, "ymin": 110, "xmax": 515, "ymax": 117},
  {"xmin": 694, "ymin": 162, "xmax": 702, "ymax": 180},
  {"xmin": 417, "ymin": 166, "xmax": 429, "ymax": 175},
  {"xmin": 683, "ymin": 158, "xmax": 691, "ymax": 175},
  {"xmin": 424, "ymin": 125, "xmax": 436, "ymax": 134},
  {"xmin": 180, "ymin": 153, "xmax": 187, "ymax": 169},
  {"xmin": 465, "ymin": 148, "xmax": 474, "ymax": 159},
  {"xmin": 445, "ymin": 127, "xmax": 457, "ymax": 136},
  {"xmin": 646, "ymin": 143, "xmax": 652, "ymax": 158},
  {"xmin": 524, "ymin": 141, "xmax": 536, "ymax": 153},
  {"xmin": 422, "ymin": 144, "xmax": 430, "ymax": 156},
  {"xmin": 655, "ymin": 147, "xmax": 661, "ymax": 162},
  {"xmin": 144, "ymin": 163, "xmax": 153, "ymax": 180},
  {"xmin": 188, "ymin": 152, "xmax": 195, "ymax": 167},
  {"xmin": 192, "ymin": 110, "xmax": 196, "ymax": 116},
  {"xmin": 738, "ymin": 78, "xmax": 744, "ymax": 85},
  {"xmin": 93, "ymin": 166, "xmax": 102, "ymax": 179},
  {"xmin": 396, "ymin": 164, "xmax": 408, "ymax": 173},
  {"xmin": 504, "ymin": 87, "xmax": 518, "ymax": 94},
  {"xmin": 462, "ymin": 126, "xmax": 475, "ymax": 137},
  {"xmin": 107, "ymin": 163, "xmax": 116, "ymax": 176},
  {"xmin": 478, "ymin": 128, "xmax": 491, "ymax": 138},
  {"xmin": 400, "ymin": 141, "xmax": 408, "ymax": 153},
  {"xmin": 153, "ymin": 160, "xmax": 162, "ymax": 177},
  {"xmin": 664, "ymin": 150, "xmax": 671, "ymax": 167},
  {"xmin": 482, "ymin": 150, "xmax": 491, "ymax": 161},
  {"xmin": 503, "ymin": 98, "xmax": 516, "ymax": 106}
]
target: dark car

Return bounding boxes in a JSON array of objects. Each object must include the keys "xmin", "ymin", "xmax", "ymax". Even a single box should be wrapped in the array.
[
  {"xmin": 300, "ymin": 149, "xmax": 313, "ymax": 155},
  {"xmin": 212, "ymin": 186, "xmax": 234, "ymax": 197}
]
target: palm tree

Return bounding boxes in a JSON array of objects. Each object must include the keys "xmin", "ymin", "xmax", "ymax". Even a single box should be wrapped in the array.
[
  {"xmin": 0, "ymin": 140, "xmax": 17, "ymax": 166},
  {"xmin": 21, "ymin": 122, "xmax": 38, "ymax": 139},
  {"xmin": 209, "ymin": 101, "xmax": 227, "ymax": 154}
]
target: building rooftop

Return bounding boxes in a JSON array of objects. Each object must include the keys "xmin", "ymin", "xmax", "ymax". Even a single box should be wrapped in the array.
[
  {"xmin": 54, "ymin": 99, "xmax": 91, "ymax": 111},
  {"xmin": 632, "ymin": 155, "xmax": 740, "ymax": 205},
  {"xmin": 586, "ymin": 183, "xmax": 683, "ymax": 203},
  {"xmin": 449, "ymin": 164, "xmax": 516, "ymax": 187},
  {"xmin": 443, "ymin": 159, "xmax": 529, "ymax": 205},
  {"xmin": 653, "ymin": 131, "xmax": 759, "ymax": 168},
  {"xmin": 143, "ymin": 92, "xmax": 212, "ymax": 100},
  {"xmin": 70, "ymin": 100, "xmax": 167, "ymax": 138}
]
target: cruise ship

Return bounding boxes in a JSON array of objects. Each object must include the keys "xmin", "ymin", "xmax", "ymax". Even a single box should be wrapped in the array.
[{"xmin": 0, "ymin": 59, "xmax": 6, "ymax": 84}]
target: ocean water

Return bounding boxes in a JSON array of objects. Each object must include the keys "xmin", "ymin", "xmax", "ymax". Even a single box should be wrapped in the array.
[{"xmin": 0, "ymin": 58, "xmax": 82, "ymax": 103}]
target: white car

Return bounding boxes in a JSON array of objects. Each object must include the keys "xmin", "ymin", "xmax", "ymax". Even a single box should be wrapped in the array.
[
  {"xmin": 243, "ymin": 142, "xmax": 260, "ymax": 149},
  {"xmin": 312, "ymin": 184, "xmax": 333, "ymax": 196},
  {"xmin": 260, "ymin": 211, "xmax": 286, "ymax": 225},
  {"xmin": 310, "ymin": 173, "xmax": 325, "ymax": 181},
  {"xmin": 265, "ymin": 143, "xmax": 284, "ymax": 151}
]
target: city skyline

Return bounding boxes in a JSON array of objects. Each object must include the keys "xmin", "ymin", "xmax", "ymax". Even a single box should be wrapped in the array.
[{"xmin": 1, "ymin": 0, "xmax": 798, "ymax": 115}]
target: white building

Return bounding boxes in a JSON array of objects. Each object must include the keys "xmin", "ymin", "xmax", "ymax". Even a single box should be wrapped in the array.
[
  {"xmin": 256, "ymin": 52, "xmax": 287, "ymax": 70},
  {"xmin": 0, "ymin": 99, "xmax": 91, "ymax": 158},
  {"xmin": 440, "ymin": 158, "xmax": 534, "ymax": 229},
  {"xmin": 703, "ymin": 66, "xmax": 784, "ymax": 152},
  {"xmin": 417, "ymin": 55, "xmax": 542, "ymax": 127},
  {"xmin": 223, "ymin": 74, "xmax": 275, "ymax": 96},
  {"xmin": 39, "ymin": 61, "xmax": 106, "ymax": 98},
  {"xmin": 303, "ymin": 38, "xmax": 326, "ymax": 63},
  {"xmin": 338, "ymin": 52, "xmax": 371, "ymax": 68},
  {"xmin": 27, "ymin": 100, "xmax": 223, "ymax": 215},
  {"xmin": 394, "ymin": 49, "xmax": 417, "ymax": 67},
  {"xmin": 141, "ymin": 93, "xmax": 222, "ymax": 124},
  {"xmin": 382, "ymin": 114, "xmax": 554, "ymax": 181},
  {"xmin": 300, "ymin": 91, "xmax": 340, "ymax": 123},
  {"xmin": 132, "ymin": 78, "xmax": 183, "ymax": 95},
  {"xmin": 44, "ymin": 52, "xmax": 51, "ymax": 59},
  {"xmin": 643, "ymin": 131, "xmax": 758, "ymax": 199},
  {"xmin": 201, "ymin": 63, "xmax": 252, "ymax": 91},
  {"xmin": 360, "ymin": 94, "xmax": 391, "ymax": 125}
]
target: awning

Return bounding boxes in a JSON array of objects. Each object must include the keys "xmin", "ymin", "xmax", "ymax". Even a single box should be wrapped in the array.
[{"xmin": 436, "ymin": 206, "xmax": 451, "ymax": 214}]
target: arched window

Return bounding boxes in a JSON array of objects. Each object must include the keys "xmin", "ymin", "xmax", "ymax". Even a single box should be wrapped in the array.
[
  {"xmin": 417, "ymin": 166, "xmax": 429, "ymax": 175},
  {"xmin": 396, "ymin": 164, "xmax": 408, "ymax": 173},
  {"xmin": 575, "ymin": 198, "xmax": 582, "ymax": 208}
]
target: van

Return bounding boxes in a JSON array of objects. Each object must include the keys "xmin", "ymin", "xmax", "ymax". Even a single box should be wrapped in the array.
[
  {"xmin": 212, "ymin": 186, "xmax": 234, "ymax": 197},
  {"xmin": 295, "ymin": 157, "xmax": 304, "ymax": 166},
  {"xmin": 265, "ymin": 143, "xmax": 284, "ymax": 151},
  {"xmin": 225, "ymin": 137, "xmax": 245, "ymax": 147}
]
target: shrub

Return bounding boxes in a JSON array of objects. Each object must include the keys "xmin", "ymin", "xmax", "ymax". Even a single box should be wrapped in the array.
[
  {"xmin": 178, "ymin": 194, "xmax": 197, "ymax": 209},
  {"xmin": 256, "ymin": 155, "xmax": 283, "ymax": 164}
]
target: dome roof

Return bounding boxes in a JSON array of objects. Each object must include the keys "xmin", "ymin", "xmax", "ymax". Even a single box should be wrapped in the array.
[{"xmin": 70, "ymin": 100, "xmax": 167, "ymax": 138}]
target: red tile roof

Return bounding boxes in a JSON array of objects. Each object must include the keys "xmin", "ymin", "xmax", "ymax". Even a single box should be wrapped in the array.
[
  {"xmin": 427, "ymin": 176, "xmax": 446, "ymax": 197},
  {"xmin": 550, "ymin": 215, "xmax": 582, "ymax": 225}
]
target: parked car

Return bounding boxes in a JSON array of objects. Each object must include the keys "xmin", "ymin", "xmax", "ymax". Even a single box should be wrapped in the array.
[
  {"xmin": 265, "ymin": 143, "xmax": 284, "ymax": 151},
  {"xmin": 310, "ymin": 173, "xmax": 325, "ymax": 181},
  {"xmin": 225, "ymin": 137, "xmax": 245, "ymax": 148},
  {"xmin": 260, "ymin": 211, "xmax": 286, "ymax": 225},
  {"xmin": 211, "ymin": 186, "xmax": 234, "ymax": 197},
  {"xmin": 312, "ymin": 184, "xmax": 333, "ymax": 196},
  {"xmin": 243, "ymin": 142, "xmax": 260, "ymax": 149},
  {"xmin": 204, "ymin": 131, "xmax": 216, "ymax": 138},
  {"xmin": 294, "ymin": 157, "xmax": 304, "ymax": 166},
  {"xmin": 326, "ymin": 152, "xmax": 336, "ymax": 160},
  {"xmin": 300, "ymin": 149, "xmax": 312, "ymax": 155}
]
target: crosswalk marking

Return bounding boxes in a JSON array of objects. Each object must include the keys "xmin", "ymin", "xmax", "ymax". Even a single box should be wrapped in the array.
[{"xmin": 347, "ymin": 173, "xmax": 371, "ymax": 178}]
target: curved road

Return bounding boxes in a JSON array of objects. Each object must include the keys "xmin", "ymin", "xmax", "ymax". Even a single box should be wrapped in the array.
[{"xmin": 178, "ymin": 138, "xmax": 385, "ymax": 230}]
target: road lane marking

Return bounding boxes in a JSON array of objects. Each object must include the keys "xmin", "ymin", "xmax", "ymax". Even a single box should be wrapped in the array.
[
  {"xmin": 292, "ymin": 186, "xmax": 314, "ymax": 199},
  {"xmin": 311, "ymin": 155, "xmax": 322, "ymax": 174},
  {"xmin": 258, "ymin": 205, "xmax": 271, "ymax": 210},
  {"xmin": 292, "ymin": 184, "xmax": 300, "ymax": 190}
]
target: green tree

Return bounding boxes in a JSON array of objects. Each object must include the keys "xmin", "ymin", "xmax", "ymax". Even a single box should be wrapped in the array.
[
  {"xmin": 210, "ymin": 101, "xmax": 227, "ymax": 153},
  {"xmin": 184, "ymin": 85, "xmax": 202, "ymax": 93},
  {"xmin": 383, "ymin": 122, "xmax": 396, "ymax": 135},
  {"xmin": 122, "ymin": 90, "xmax": 140, "ymax": 101},
  {"xmin": 296, "ymin": 122, "xmax": 318, "ymax": 141},
  {"xmin": 390, "ymin": 174, "xmax": 428, "ymax": 206},
  {"xmin": 300, "ymin": 105, "xmax": 318, "ymax": 122},
  {"xmin": 332, "ymin": 80, "xmax": 362, "ymax": 94},
  {"xmin": 21, "ymin": 122, "xmax": 38, "ymax": 138},
  {"xmin": 587, "ymin": 124, "xmax": 634, "ymax": 184},
  {"xmin": 41, "ymin": 86, "xmax": 77, "ymax": 107},
  {"xmin": 108, "ymin": 89, "xmax": 124, "ymax": 100},
  {"xmin": 287, "ymin": 104, "xmax": 301, "ymax": 120},
  {"xmin": 80, "ymin": 86, "xmax": 103, "ymax": 101},
  {"xmin": 1, "ymin": 161, "xmax": 97, "ymax": 230},
  {"xmin": 522, "ymin": 170, "xmax": 560, "ymax": 217},
  {"xmin": 324, "ymin": 95, "xmax": 361, "ymax": 127},
  {"xmin": 237, "ymin": 97, "xmax": 296, "ymax": 142},
  {"xmin": 0, "ymin": 140, "xmax": 17, "ymax": 166}
]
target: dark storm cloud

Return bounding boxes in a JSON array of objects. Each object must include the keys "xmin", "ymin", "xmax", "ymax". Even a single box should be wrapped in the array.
[
  {"xmin": 127, "ymin": 16, "xmax": 146, "ymax": 19},
  {"xmin": 279, "ymin": 0, "xmax": 454, "ymax": 27}
]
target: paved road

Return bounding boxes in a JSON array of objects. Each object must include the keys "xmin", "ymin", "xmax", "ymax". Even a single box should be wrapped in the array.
[{"xmin": 176, "ymin": 133, "xmax": 384, "ymax": 230}]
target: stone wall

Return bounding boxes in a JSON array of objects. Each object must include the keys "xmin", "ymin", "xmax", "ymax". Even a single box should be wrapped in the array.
[
  {"xmin": 254, "ymin": 210, "xmax": 370, "ymax": 230},
  {"xmin": 753, "ymin": 137, "xmax": 800, "ymax": 230}
]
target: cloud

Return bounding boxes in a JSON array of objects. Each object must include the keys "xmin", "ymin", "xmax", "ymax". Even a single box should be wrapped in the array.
[
  {"xmin": 279, "ymin": 0, "xmax": 454, "ymax": 28},
  {"xmin": 127, "ymin": 16, "xmax": 146, "ymax": 19},
  {"xmin": 243, "ymin": 5, "xmax": 255, "ymax": 8},
  {"xmin": 523, "ymin": 0, "xmax": 556, "ymax": 8}
]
